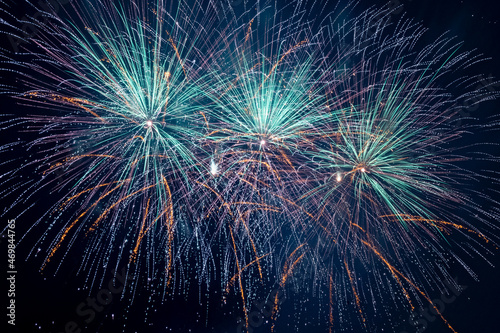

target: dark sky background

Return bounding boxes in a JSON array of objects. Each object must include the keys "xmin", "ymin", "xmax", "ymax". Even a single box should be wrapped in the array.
[{"xmin": 2, "ymin": 0, "xmax": 500, "ymax": 333}]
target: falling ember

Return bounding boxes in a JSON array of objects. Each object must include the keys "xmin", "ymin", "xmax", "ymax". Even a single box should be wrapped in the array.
[{"xmin": 210, "ymin": 159, "xmax": 218, "ymax": 175}]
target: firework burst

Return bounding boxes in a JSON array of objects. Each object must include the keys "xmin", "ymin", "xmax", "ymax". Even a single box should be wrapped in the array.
[{"xmin": 1, "ymin": 1, "xmax": 499, "ymax": 332}]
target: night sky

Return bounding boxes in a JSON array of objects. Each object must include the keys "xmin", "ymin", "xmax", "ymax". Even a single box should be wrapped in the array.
[{"xmin": 1, "ymin": 1, "xmax": 500, "ymax": 333}]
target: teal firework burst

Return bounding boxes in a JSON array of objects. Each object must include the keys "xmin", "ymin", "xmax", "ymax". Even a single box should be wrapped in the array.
[
  {"xmin": 0, "ymin": 0, "xmax": 216, "ymax": 287},
  {"xmin": 294, "ymin": 8, "xmax": 500, "ymax": 331}
]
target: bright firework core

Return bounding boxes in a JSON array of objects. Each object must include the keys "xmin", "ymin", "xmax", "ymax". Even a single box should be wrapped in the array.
[{"xmin": 146, "ymin": 120, "xmax": 153, "ymax": 128}]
